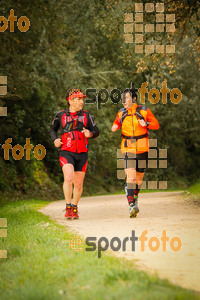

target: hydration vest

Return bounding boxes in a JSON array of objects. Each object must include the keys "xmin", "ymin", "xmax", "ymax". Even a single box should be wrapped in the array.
[
  {"xmin": 63, "ymin": 109, "xmax": 85, "ymax": 133},
  {"xmin": 120, "ymin": 105, "xmax": 147, "ymax": 124},
  {"xmin": 120, "ymin": 105, "xmax": 149, "ymax": 141}
]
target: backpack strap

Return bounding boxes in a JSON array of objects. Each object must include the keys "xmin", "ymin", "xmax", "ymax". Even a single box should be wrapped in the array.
[
  {"xmin": 75, "ymin": 110, "xmax": 84, "ymax": 132},
  {"xmin": 135, "ymin": 105, "xmax": 147, "ymax": 120},
  {"xmin": 120, "ymin": 105, "xmax": 147, "ymax": 124},
  {"xmin": 63, "ymin": 109, "xmax": 84, "ymax": 134},
  {"xmin": 120, "ymin": 108, "xmax": 128, "ymax": 124}
]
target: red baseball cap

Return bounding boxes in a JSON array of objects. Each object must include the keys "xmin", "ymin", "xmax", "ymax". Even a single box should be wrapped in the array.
[{"xmin": 67, "ymin": 91, "xmax": 87, "ymax": 101}]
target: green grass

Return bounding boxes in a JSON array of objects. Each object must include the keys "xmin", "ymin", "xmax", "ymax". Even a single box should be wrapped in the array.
[
  {"xmin": 0, "ymin": 188, "xmax": 185, "ymax": 207},
  {"xmin": 184, "ymin": 180, "xmax": 200, "ymax": 205},
  {"xmin": 0, "ymin": 200, "xmax": 199, "ymax": 300},
  {"xmin": 188, "ymin": 180, "xmax": 200, "ymax": 195},
  {"xmin": 84, "ymin": 188, "xmax": 185, "ymax": 197}
]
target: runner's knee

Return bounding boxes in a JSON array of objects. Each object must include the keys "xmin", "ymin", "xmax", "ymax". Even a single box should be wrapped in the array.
[
  {"xmin": 64, "ymin": 176, "xmax": 73, "ymax": 185},
  {"xmin": 126, "ymin": 177, "xmax": 136, "ymax": 183},
  {"xmin": 74, "ymin": 181, "xmax": 83, "ymax": 190},
  {"xmin": 126, "ymin": 171, "xmax": 136, "ymax": 183}
]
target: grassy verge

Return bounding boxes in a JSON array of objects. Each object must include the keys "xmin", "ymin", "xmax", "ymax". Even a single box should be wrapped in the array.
[
  {"xmin": 184, "ymin": 180, "xmax": 200, "ymax": 206},
  {"xmin": 0, "ymin": 187, "xmax": 185, "ymax": 206},
  {"xmin": 95, "ymin": 188, "xmax": 185, "ymax": 196},
  {"xmin": 188, "ymin": 180, "xmax": 200, "ymax": 195},
  {"xmin": 0, "ymin": 200, "xmax": 199, "ymax": 300}
]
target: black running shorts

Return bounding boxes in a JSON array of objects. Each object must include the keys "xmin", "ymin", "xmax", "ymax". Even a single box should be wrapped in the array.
[
  {"xmin": 59, "ymin": 151, "xmax": 88, "ymax": 172},
  {"xmin": 124, "ymin": 151, "xmax": 148, "ymax": 173}
]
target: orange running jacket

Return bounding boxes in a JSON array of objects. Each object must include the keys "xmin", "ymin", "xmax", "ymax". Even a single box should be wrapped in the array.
[{"xmin": 113, "ymin": 103, "xmax": 159, "ymax": 154}]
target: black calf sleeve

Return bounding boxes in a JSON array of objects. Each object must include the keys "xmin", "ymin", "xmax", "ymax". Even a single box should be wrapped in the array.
[
  {"xmin": 134, "ymin": 184, "xmax": 140, "ymax": 196},
  {"xmin": 125, "ymin": 183, "xmax": 135, "ymax": 205}
]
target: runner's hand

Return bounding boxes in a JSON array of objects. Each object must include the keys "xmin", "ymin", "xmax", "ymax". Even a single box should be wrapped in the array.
[
  {"xmin": 111, "ymin": 125, "xmax": 118, "ymax": 132},
  {"xmin": 138, "ymin": 120, "xmax": 147, "ymax": 127},
  {"xmin": 54, "ymin": 138, "xmax": 63, "ymax": 148},
  {"xmin": 82, "ymin": 127, "xmax": 93, "ymax": 138}
]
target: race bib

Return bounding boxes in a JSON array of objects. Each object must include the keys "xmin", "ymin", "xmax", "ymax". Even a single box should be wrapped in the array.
[{"xmin": 67, "ymin": 137, "xmax": 71, "ymax": 147}]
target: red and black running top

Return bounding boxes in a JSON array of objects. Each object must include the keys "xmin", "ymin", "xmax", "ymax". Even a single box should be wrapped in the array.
[{"xmin": 50, "ymin": 109, "xmax": 99, "ymax": 153}]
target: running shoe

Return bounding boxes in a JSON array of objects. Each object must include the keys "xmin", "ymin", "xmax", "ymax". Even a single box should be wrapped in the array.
[
  {"xmin": 129, "ymin": 203, "xmax": 139, "ymax": 218},
  {"xmin": 71, "ymin": 206, "xmax": 79, "ymax": 220},
  {"xmin": 65, "ymin": 205, "xmax": 73, "ymax": 220}
]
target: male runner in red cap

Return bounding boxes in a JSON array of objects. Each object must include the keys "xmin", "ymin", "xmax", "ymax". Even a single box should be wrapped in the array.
[{"xmin": 50, "ymin": 88, "xmax": 99, "ymax": 220}]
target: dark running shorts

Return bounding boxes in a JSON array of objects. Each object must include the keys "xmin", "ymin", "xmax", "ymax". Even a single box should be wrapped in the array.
[
  {"xmin": 59, "ymin": 151, "xmax": 88, "ymax": 172},
  {"xmin": 124, "ymin": 151, "xmax": 148, "ymax": 173}
]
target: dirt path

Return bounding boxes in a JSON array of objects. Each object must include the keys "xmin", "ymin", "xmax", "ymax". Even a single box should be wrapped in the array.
[{"xmin": 38, "ymin": 192, "xmax": 200, "ymax": 292}]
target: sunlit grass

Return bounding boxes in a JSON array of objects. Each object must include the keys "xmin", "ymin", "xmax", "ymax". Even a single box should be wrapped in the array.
[{"xmin": 0, "ymin": 200, "xmax": 199, "ymax": 300}]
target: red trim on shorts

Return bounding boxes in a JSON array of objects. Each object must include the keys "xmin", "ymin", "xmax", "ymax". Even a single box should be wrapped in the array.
[
  {"xmin": 59, "ymin": 156, "xmax": 68, "ymax": 167},
  {"xmin": 82, "ymin": 160, "xmax": 88, "ymax": 172}
]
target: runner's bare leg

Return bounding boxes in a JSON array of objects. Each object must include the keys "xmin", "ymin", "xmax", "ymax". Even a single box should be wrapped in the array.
[
  {"xmin": 136, "ymin": 171, "xmax": 145, "ymax": 187},
  {"xmin": 73, "ymin": 171, "xmax": 86, "ymax": 205},
  {"xmin": 62, "ymin": 164, "xmax": 74, "ymax": 204},
  {"xmin": 125, "ymin": 168, "xmax": 136, "ymax": 188}
]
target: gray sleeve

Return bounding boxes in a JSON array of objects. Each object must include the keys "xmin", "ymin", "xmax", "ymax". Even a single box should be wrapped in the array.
[
  {"xmin": 87, "ymin": 113, "xmax": 99, "ymax": 139},
  {"xmin": 50, "ymin": 112, "xmax": 60, "ymax": 142}
]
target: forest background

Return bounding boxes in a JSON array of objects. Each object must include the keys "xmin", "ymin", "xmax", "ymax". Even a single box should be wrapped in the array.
[{"xmin": 0, "ymin": 0, "xmax": 199, "ymax": 200}]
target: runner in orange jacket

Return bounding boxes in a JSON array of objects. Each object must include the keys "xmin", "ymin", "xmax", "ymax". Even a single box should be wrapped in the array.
[{"xmin": 112, "ymin": 88, "xmax": 159, "ymax": 218}]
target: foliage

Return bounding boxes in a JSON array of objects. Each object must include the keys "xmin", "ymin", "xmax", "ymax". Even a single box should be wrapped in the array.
[{"xmin": 0, "ymin": 0, "xmax": 199, "ymax": 197}]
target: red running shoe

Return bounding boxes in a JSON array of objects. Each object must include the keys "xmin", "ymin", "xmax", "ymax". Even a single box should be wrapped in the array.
[
  {"xmin": 65, "ymin": 205, "xmax": 73, "ymax": 220},
  {"xmin": 71, "ymin": 206, "xmax": 79, "ymax": 220}
]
